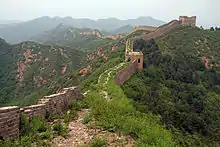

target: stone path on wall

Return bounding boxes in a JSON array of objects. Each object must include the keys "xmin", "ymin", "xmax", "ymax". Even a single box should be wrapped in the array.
[
  {"xmin": 98, "ymin": 62, "xmax": 125, "ymax": 100},
  {"xmin": 51, "ymin": 62, "xmax": 134, "ymax": 147},
  {"xmin": 51, "ymin": 109, "xmax": 133, "ymax": 147}
]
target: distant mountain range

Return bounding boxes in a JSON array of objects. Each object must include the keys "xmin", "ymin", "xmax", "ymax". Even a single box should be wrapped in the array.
[
  {"xmin": 0, "ymin": 16, "xmax": 165, "ymax": 44},
  {"xmin": 30, "ymin": 24, "xmax": 114, "ymax": 52}
]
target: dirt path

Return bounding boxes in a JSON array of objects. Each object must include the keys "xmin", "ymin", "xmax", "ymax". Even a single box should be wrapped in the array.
[
  {"xmin": 98, "ymin": 63, "xmax": 125, "ymax": 100},
  {"xmin": 51, "ymin": 109, "xmax": 133, "ymax": 147},
  {"xmin": 51, "ymin": 63, "xmax": 133, "ymax": 147}
]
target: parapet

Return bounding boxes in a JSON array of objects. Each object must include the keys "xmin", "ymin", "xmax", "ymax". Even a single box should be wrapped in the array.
[
  {"xmin": 0, "ymin": 86, "xmax": 82, "ymax": 140},
  {"xmin": 179, "ymin": 16, "xmax": 196, "ymax": 27}
]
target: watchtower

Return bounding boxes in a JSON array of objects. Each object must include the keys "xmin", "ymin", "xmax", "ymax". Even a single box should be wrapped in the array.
[
  {"xmin": 179, "ymin": 16, "xmax": 196, "ymax": 27},
  {"xmin": 125, "ymin": 40, "xmax": 143, "ymax": 71}
]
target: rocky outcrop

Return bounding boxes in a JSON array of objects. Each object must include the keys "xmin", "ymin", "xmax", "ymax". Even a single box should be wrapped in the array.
[
  {"xmin": 79, "ymin": 65, "xmax": 92, "ymax": 77},
  {"xmin": 97, "ymin": 48, "xmax": 103, "ymax": 56},
  {"xmin": 62, "ymin": 64, "xmax": 67, "ymax": 74}
]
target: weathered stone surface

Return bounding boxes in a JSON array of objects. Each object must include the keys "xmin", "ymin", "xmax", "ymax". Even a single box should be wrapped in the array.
[
  {"xmin": 115, "ymin": 62, "xmax": 137, "ymax": 85},
  {"xmin": 0, "ymin": 106, "xmax": 20, "ymax": 139},
  {"xmin": 0, "ymin": 86, "xmax": 82, "ymax": 140}
]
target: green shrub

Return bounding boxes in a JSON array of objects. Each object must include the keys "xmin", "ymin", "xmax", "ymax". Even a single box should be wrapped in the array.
[
  {"xmin": 53, "ymin": 121, "xmax": 68, "ymax": 138},
  {"xmin": 39, "ymin": 131, "xmax": 53, "ymax": 140},
  {"xmin": 29, "ymin": 117, "xmax": 47, "ymax": 133},
  {"xmin": 83, "ymin": 60, "xmax": 175, "ymax": 146},
  {"xmin": 71, "ymin": 100, "xmax": 87, "ymax": 111},
  {"xmin": 64, "ymin": 111, "xmax": 71, "ymax": 124},
  {"xmin": 91, "ymin": 137, "xmax": 107, "ymax": 147},
  {"xmin": 82, "ymin": 114, "xmax": 92, "ymax": 124},
  {"xmin": 20, "ymin": 114, "xmax": 30, "ymax": 135}
]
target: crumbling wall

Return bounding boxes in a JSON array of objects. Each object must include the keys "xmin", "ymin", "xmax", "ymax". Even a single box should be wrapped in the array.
[
  {"xmin": 0, "ymin": 87, "xmax": 82, "ymax": 140},
  {"xmin": 115, "ymin": 61, "xmax": 137, "ymax": 85}
]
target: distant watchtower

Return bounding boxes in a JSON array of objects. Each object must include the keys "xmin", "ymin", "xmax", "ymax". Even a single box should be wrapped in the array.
[
  {"xmin": 125, "ymin": 40, "xmax": 143, "ymax": 71},
  {"xmin": 179, "ymin": 16, "xmax": 196, "ymax": 27}
]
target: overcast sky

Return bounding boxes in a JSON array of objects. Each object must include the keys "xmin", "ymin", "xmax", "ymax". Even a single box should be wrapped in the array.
[{"xmin": 0, "ymin": 0, "xmax": 219, "ymax": 27}]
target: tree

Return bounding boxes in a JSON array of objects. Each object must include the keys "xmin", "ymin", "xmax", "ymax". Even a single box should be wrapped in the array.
[{"xmin": 210, "ymin": 27, "xmax": 215, "ymax": 31}]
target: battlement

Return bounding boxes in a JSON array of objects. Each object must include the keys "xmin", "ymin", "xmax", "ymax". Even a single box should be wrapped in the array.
[
  {"xmin": 125, "ymin": 40, "xmax": 143, "ymax": 71},
  {"xmin": 179, "ymin": 16, "xmax": 196, "ymax": 27}
]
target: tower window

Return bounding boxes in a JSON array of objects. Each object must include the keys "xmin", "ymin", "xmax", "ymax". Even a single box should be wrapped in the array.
[{"xmin": 138, "ymin": 58, "xmax": 141, "ymax": 63}]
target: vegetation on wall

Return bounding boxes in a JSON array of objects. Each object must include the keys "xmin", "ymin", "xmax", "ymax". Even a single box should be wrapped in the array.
[{"xmin": 122, "ymin": 27, "xmax": 220, "ymax": 146}]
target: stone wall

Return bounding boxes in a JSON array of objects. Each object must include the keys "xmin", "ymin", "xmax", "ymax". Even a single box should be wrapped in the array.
[
  {"xmin": 144, "ymin": 20, "xmax": 181, "ymax": 40},
  {"xmin": 115, "ymin": 61, "xmax": 137, "ymax": 85},
  {"xmin": 0, "ymin": 87, "xmax": 82, "ymax": 140},
  {"xmin": 131, "ymin": 26, "xmax": 157, "ymax": 33},
  {"xmin": 0, "ymin": 106, "xmax": 20, "ymax": 139},
  {"xmin": 179, "ymin": 16, "xmax": 196, "ymax": 27}
]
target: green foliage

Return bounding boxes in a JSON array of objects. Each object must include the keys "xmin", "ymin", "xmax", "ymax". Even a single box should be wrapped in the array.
[
  {"xmin": 123, "ymin": 29, "xmax": 220, "ymax": 146},
  {"xmin": 0, "ymin": 39, "xmax": 84, "ymax": 106},
  {"xmin": 91, "ymin": 137, "xmax": 107, "ymax": 147},
  {"xmin": 82, "ymin": 114, "xmax": 93, "ymax": 124},
  {"xmin": 39, "ymin": 131, "xmax": 53, "ymax": 140},
  {"xmin": 29, "ymin": 117, "xmax": 47, "ymax": 133},
  {"xmin": 83, "ymin": 57, "xmax": 175, "ymax": 146},
  {"xmin": 2, "ymin": 116, "xmax": 53, "ymax": 146},
  {"xmin": 53, "ymin": 121, "xmax": 68, "ymax": 138}
]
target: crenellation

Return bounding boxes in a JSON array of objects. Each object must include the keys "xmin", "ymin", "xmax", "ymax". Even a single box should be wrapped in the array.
[
  {"xmin": 125, "ymin": 40, "xmax": 144, "ymax": 71},
  {"xmin": 179, "ymin": 16, "xmax": 196, "ymax": 27}
]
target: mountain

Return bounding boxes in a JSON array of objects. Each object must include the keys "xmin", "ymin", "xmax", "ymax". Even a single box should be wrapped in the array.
[
  {"xmin": 78, "ymin": 25, "xmax": 220, "ymax": 146},
  {"xmin": 2, "ymin": 17, "xmax": 220, "ymax": 146},
  {"xmin": 0, "ymin": 37, "xmax": 86, "ymax": 106},
  {"xmin": 30, "ymin": 24, "xmax": 115, "ymax": 52},
  {"xmin": 111, "ymin": 25, "xmax": 133, "ymax": 34},
  {"xmin": 0, "ymin": 16, "xmax": 165, "ymax": 44},
  {"xmin": 122, "ymin": 27, "xmax": 220, "ymax": 146}
]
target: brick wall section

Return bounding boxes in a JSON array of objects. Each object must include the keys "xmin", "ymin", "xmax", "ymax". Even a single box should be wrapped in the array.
[
  {"xmin": 21, "ymin": 104, "xmax": 46, "ymax": 118},
  {"xmin": 179, "ymin": 16, "xmax": 196, "ymax": 27},
  {"xmin": 144, "ymin": 20, "xmax": 181, "ymax": 40},
  {"xmin": 0, "ymin": 106, "xmax": 20, "ymax": 139},
  {"xmin": 0, "ymin": 86, "xmax": 82, "ymax": 140},
  {"xmin": 115, "ymin": 61, "xmax": 137, "ymax": 85},
  {"xmin": 132, "ymin": 26, "xmax": 157, "ymax": 33}
]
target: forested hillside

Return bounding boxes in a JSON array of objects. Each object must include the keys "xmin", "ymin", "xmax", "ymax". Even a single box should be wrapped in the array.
[
  {"xmin": 30, "ymin": 25, "xmax": 114, "ymax": 52},
  {"xmin": 0, "ymin": 38, "xmax": 86, "ymax": 106},
  {"xmin": 122, "ymin": 27, "xmax": 220, "ymax": 146}
]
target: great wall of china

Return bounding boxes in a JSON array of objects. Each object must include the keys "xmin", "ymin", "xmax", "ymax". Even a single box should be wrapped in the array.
[
  {"xmin": 0, "ymin": 87, "xmax": 82, "ymax": 139},
  {"xmin": 115, "ymin": 16, "xmax": 196, "ymax": 85},
  {"xmin": 0, "ymin": 16, "xmax": 196, "ymax": 140}
]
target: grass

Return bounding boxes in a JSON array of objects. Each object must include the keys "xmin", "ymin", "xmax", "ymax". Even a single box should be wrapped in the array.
[
  {"xmin": 53, "ymin": 121, "xmax": 68, "ymax": 138},
  {"xmin": 83, "ymin": 61, "xmax": 176, "ymax": 146},
  {"xmin": 91, "ymin": 137, "xmax": 107, "ymax": 147}
]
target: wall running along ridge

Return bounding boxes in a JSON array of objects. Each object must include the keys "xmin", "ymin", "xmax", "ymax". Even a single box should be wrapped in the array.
[
  {"xmin": 131, "ymin": 26, "xmax": 158, "ymax": 33},
  {"xmin": 115, "ymin": 61, "xmax": 137, "ymax": 85},
  {"xmin": 116, "ymin": 16, "xmax": 197, "ymax": 85},
  {"xmin": 0, "ymin": 87, "xmax": 82, "ymax": 140}
]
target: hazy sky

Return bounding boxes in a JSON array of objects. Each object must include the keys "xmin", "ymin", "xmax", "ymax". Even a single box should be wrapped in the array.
[{"xmin": 0, "ymin": 0, "xmax": 219, "ymax": 27}]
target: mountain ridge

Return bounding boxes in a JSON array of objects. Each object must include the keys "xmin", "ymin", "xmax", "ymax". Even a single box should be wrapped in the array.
[{"xmin": 0, "ymin": 16, "xmax": 165, "ymax": 44}]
